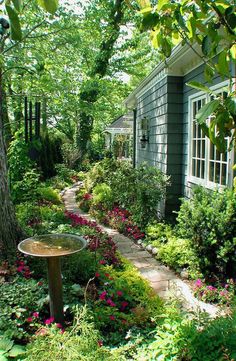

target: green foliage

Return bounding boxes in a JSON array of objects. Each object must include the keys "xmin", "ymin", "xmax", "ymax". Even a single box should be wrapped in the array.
[
  {"xmin": 145, "ymin": 222, "xmax": 174, "ymax": 242},
  {"xmin": 92, "ymin": 183, "xmax": 114, "ymax": 209},
  {"xmin": 176, "ymin": 186, "xmax": 236, "ymax": 278},
  {"xmin": 0, "ymin": 335, "xmax": 26, "ymax": 360},
  {"xmin": 37, "ymin": 187, "xmax": 61, "ymax": 204},
  {"xmin": 157, "ymin": 238, "xmax": 200, "ymax": 278},
  {"xmin": 25, "ymin": 306, "xmax": 124, "ymax": 361},
  {"xmin": 8, "ymin": 135, "xmax": 37, "ymax": 184},
  {"xmin": 85, "ymin": 159, "xmax": 169, "ymax": 228},
  {"xmin": 0, "ymin": 277, "xmax": 47, "ymax": 340},
  {"xmin": 11, "ymin": 169, "xmax": 41, "ymax": 204}
]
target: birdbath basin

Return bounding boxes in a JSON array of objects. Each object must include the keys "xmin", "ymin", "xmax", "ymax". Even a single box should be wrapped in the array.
[{"xmin": 18, "ymin": 233, "xmax": 87, "ymax": 325}]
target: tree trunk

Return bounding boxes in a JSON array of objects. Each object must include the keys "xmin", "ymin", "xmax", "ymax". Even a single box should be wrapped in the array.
[
  {"xmin": 0, "ymin": 67, "xmax": 23, "ymax": 256},
  {"xmin": 77, "ymin": 0, "xmax": 125, "ymax": 159}
]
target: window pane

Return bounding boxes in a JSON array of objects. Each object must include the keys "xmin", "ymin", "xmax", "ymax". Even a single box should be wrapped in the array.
[
  {"xmin": 209, "ymin": 161, "xmax": 214, "ymax": 182},
  {"xmin": 201, "ymin": 139, "xmax": 205, "ymax": 158},
  {"xmin": 193, "ymin": 121, "xmax": 196, "ymax": 138},
  {"xmin": 221, "ymin": 164, "xmax": 227, "ymax": 185},
  {"xmin": 201, "ymin": 160, "xmax": 205, "ymax": 179},
  {"xmin": 196, "ymin": 160, "xmax": 200, "ymax": 178},
  {"xmin": 197, "ymin": 140, "xmax": 201, "ymax": 158},
  {"xmin": 215, "ymin": 163, "xmax": 220, "ymax": 184},
  {"xmin": 192, "ymin": 159, "xmax": 196, "ymax": 176},
  {"xmin": 216, "ymin": 149, "xmax": 220, "ymax": 161},
  {"xmin": 192, "ymin": 140, "xmax": 196, "ymax": 157}
]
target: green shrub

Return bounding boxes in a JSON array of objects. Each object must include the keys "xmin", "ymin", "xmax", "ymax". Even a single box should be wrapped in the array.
[
  {"xmin": 37, "ymin": 187, "xmax": 61, "ymax": 204},
  {"xmin": 25, "ymin": 307, "xmax": 124, "ymax": 361},
  {"xmin": 92, "ymin": 183, "xmax": 114, "ymax": 209},
  {"xmin": 157, "ymin": 238, "xmax": 200, "ymax": 278},
  {"xmin": 85, "ymin": 160, "xmax": 169, "ymax": 228},
  {"xmin": 0, "ymin": 277, "xmax": 47, "ymax": 340},
  {"xmin": 146, "ymin": 222, "xmax": 174, "ymax": 243},
  {"xmin": 176, "ymin": 186, "xmax": 236, "ymax": 278},
  {"xmin": 11, "ymin": 169, "xmax": 41, "ymax": 204}
]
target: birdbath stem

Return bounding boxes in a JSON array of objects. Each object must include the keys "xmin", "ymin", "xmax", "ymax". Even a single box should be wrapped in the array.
[
  {"xmin": 17, "ymin": 233, "xmax": 87, "ymax": 328},
  {"xmin": 47, "ymin": 257, "xmax": 64, "ymax": 325}
]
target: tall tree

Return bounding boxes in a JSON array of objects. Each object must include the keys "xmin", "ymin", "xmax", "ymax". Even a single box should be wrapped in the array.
[
  {"xmin": 77, "ymin": 0, "xmax": 128, "ymax": 157},
  {"xmin": 0, "ymin": 0, "xmax": 58, "ymax": 254}
]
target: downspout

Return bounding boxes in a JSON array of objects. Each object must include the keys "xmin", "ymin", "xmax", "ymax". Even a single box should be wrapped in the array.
[{"xmin": 133, "ymin": 108, "xmax": 137, "ymax": 168}]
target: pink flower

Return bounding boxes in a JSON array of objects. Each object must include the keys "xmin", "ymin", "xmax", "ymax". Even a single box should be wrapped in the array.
[
  {"xmin": 56, "ymin": 323, "xmax": 62, "ymax": 329},
  {"xmin": 99, "ymin": 291, "xmax": 107, "ymax": 300},
  {"xmin": 33, "ymin": 312, "xmax": 39, "ymax": 318},
  {"xmin": 44, "ymin": 317, "xmax": 54, "ymax": 325},
  {"xmin": 107, "ymin": 298, "xmax": 116, "ymax": 307},
  {"xmin": 17, "ymin": 266, "xmax": 24, "ymax": 272},
  {"xmin": 116, "ymin": 291, "xmax": 123, "ymax": 297},
  {"xmin": 109, "ymin": 315, "xmax": 115, "ymax": 321},
  {"xmin": 26, "ymin": 317, "xmax": 33, "ymax": 322},
  {"xmin": 195, "ymin": 279, "xmax": 202, "ymax": 287},
  {"xmin": 99, "ymin": 260, "xmax": 106, "ymax": 265}
]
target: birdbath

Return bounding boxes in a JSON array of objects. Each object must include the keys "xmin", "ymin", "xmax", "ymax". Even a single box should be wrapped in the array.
[{"xmin": 18, "ymin": 233, "xmax": 87, "ymax": 325}]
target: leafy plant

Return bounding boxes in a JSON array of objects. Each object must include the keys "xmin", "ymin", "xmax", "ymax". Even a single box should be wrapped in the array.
[
  {"xmin": 0, "ymin": 335, "xmax": 26, "ymax": 360},
  {"xmin": 176, "ymin": 186, "xmax": 236, "ymax": 278},
  {"xmin": 37, "ymin": 187, "xmax": 61, "ymax": 204}
]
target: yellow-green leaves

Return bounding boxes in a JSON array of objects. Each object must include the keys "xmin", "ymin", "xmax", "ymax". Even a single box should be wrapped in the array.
[
  {"xmin": 137, "ymin": 0, "xmax": 151, "ymax": 9},
  {"xmin": 5, "ymin": 4, "xmax": 22, "ymax": 40},
  {"xmin": 37, "ymin": 0, "xmax": 59, "ymax": 15}
]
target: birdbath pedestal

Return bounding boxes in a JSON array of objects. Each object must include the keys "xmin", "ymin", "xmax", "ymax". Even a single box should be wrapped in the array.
[{"xmin": 18, "ymin": 233, "xmax": 87, "ymax": 326}]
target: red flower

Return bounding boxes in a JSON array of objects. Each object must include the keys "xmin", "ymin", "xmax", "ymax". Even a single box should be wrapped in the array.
[
  {"xmin": 109, "ymin": 315, "xmax": 115, "ymax": 321},
  {"xmin": 99, "ymin": 291, "xmax": 107, "ymax": 300},
  {"xmin": 95, "ymin": 272, "xmax": 100, "ymax": 278},
  {"xmin": 97, "ymin": 340, "xmax": 103, "ymax": 347},
  {"xmin": 33, "ymin": 312, "xmax": 39, "ymax": 318},
  {"xmin": 26, "ymin": 317, "xmax": 33, "ymax": 322},
  {"xmin": 44, "ymin": 317, "xmax": 54, "ymax": 325},
  {"xmin": 38, "ymin": 281, "xmax": 43, "ymax": 286},
  {"xmin": 99, "ymin": 260, "xmax": 106, "ymax": 265},
  {"xmin": 106, "ymin": 298, "xmax": 116, "ymax": 307},
  {"xmin": 116, "ymin": 290, "xmax": 123, "ymax": 297}
]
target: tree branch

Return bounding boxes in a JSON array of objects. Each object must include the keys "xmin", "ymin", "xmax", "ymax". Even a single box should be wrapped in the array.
[{"xmin": 3, "ymin": 20, "xmax": 46, "ymax": 54}]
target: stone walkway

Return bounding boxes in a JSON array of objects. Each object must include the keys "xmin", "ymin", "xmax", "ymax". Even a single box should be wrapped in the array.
[{"xmin": 62, "ymin": 183, "xmax": 219, "ymax": 316}]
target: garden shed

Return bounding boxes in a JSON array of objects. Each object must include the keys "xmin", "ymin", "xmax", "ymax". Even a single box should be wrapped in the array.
[
  {"xmin": 125, "ymin": 43, "xmax": 235, "ymax": 214},
  {"xmin": 104, "ymin": 113, "xmax": 133, "ymax": 159}
]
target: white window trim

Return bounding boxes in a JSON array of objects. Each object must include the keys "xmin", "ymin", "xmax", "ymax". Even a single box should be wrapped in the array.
[{"xmin": 187, "ymin": 80, "xmax": 234, "ymax": 190}]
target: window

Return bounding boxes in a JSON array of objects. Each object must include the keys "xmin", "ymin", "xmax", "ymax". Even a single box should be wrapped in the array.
[{"xmin": 188, "ymin": 84, "xmax": 234, "ymax": 188}]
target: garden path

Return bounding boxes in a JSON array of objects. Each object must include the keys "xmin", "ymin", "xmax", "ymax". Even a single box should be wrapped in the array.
[{"xmin": 62, "ymin": 182, "xmax": 219, "ymax": 317}]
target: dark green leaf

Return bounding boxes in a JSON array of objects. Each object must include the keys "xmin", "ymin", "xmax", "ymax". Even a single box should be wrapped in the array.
[
  {"xmin": 225, "ymin": 96, "xmax": 236, "ymax": 115},
  {"xmin": 11, "ymin": 0, "xmax": 21, "ymax": 12},
  {"xmin": 186, "ymin": 81, "xmax": 212, "ymax": 93},
  {"xmin": 140, "ymin": 12, "xmax": 159, "ymax": 32},
  {"xmin": 226, "ymin": 13, "xmax": 236, "ymax": 29},
  {"xmin": 5, "ymin": 5, "xmax": 22, "ymax": 41},
  {"xmin": 37, "ymin": 0, "xmax": 58, "ymax": 14},
  {"xmin": 196, "ymin": 99, "xmax": 220, "ymax": 123},
  {"xmin": 161, "ymin": 38, "xmax": 171, "ymax": 57},
  {"xmin": 202, "ymin": 35, "xmax": 212, "ymax": 56},
  {"xmin": 217, "ymin": 50, "xmax": 230, "ymax": 76},
  {"xmin": 204, "ymin": 64, "xmax": 214, "ymax": 82}
]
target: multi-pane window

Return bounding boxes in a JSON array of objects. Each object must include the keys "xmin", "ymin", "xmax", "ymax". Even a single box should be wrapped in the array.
[{"xmin": 189, "ymin": 88, "xmax": 233, "ymax": 187}]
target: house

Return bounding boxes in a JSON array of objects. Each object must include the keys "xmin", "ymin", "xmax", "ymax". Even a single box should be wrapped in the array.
[
  {"xmin": 104, "ymin": 113, "xmax": 133, "ymax": 159},
  {"xmin": 125, "ymin": 43, "xmax": 235, "ymax": 215}
]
